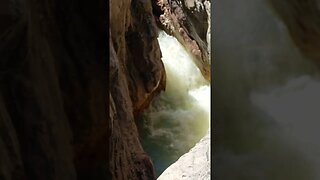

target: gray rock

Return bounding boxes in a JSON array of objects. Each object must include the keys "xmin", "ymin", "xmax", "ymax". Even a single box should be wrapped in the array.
[{"xmin": 158, "ymin": 130, "xmax": 211, "ymax": 180}]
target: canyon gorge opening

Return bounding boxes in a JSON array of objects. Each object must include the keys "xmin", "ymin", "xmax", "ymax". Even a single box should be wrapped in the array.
[
  {"xmin": 137, "ymin": 30, "xmax": 211, "ymax": 177},
  {"xmin": 3, "ymin": 0, "xmax": 320, "ymax": 179}
]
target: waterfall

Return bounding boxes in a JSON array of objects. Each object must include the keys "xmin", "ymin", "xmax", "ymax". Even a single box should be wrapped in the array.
[
  {"xmin": 137, "ymin": 31, "xmax": 210, "ymax": 176},
  {"xmin": 214, "ymin": 0, "xmax": 320, "ymax": 179}
]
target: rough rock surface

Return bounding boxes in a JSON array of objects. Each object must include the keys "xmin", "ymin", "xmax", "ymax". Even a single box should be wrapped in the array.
[
  {"xmin": 153, "ymin": 0, "xmax": 211, "ymax": 80},
  {"xmin": 0, "ymin": 0, "xmax": 107, "ymax": 179},
  {"xmin": 109, "ymin": 0, "xmax": 166, "ymax": 179},
  {"xmin": 158, "ymin": 130, "xmax": 211, "ymax": 180},
  {"xmin": 268, "ymin": 0, "xmax": 320, "ymax": 66},
  {"xmin": 0, "ymin": 0, "xmax": 164, "ymax": 179}
]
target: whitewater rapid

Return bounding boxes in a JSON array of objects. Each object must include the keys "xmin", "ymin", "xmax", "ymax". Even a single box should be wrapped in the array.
[
  {"xmin": 214, "ymin": 0, "xmax": 320, "ymax": 179},
  {"xmin": 137, "ymin": 31, "xmax": 210, "ymax": 176}
]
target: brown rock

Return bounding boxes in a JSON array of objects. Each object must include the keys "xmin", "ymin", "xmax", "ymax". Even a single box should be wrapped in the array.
[
  {"xmin": 268, "ymin": 0, "xmax": 320, "ymax": 66},
  {"xmin": 153, "ymin": 0, "xmax": 211, "ymax": 80},
  {"xmin": 109, "ymin": 0, "xmax": 166, "ymax": 179},
  {"xmin": 0, "ymin": 0, "xmax": 165, "ymax": 179},
  {"xmin": 0, "ymin": 0, "xmax": 107, "ymax": 178}
]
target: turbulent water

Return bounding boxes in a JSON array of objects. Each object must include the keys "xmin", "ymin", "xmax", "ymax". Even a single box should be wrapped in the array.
[
  {"xmin": 137, "ymin": 31, "xmax": 210, "ymax": 176},
  {"xmin": 214, "ymin": 0, "xmax": 320, "ymax": 179}
]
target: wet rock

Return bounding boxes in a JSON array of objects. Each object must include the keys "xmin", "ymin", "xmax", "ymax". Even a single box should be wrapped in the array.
[{"xmin": 153, "ymin": 0, "xmax": 211, "ymax": 80}]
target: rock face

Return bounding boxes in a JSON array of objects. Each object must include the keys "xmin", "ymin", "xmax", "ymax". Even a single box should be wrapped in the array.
[
  {"xmin": 109, "ymin": 0, "xmax": 166, "ymax": 179},
  {"xmin": 0, "ymin": 0, "xmax": 164, "ymax": 179},
  {"xmin": 0, "ymin": 0, "xmax": 107, "ymax": 179},
  {"xmin": 158, "ymin": 130, "xmax": 211, "ymax": 180},
  {"xmin": 268, "ymin": 0, "xmax": 320, "ymax": 66},
  {"xmin": 153, "ymin": 0, "xmax": 211, "ymax": 80}
]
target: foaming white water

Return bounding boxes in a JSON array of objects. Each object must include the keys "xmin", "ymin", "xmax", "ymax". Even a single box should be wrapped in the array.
[
  {"xmin": 156, "ymin": 30, "xmax": 210, "ymax": 134},
  {"xmin": 138, "ymin": 31, "xmax": 210, "ymax": 175},
  {"xmin": 158, "ymin": 31, "xmax": 209, "ymax": 93},
  {"xmin": 251, "ymin": 75, "xmax": 320, "ymax": 175},
  {"xmin": 189, "ymin": 86, "xmax": 211, "ymax": 125},
  {"xmin": 214, "ymin": 0, "xmax": 320, "ymax": 179}
]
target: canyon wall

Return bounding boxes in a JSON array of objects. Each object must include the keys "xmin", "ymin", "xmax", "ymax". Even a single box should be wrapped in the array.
[
  {"xmin": 268, "ymin": 0, "xmax": 320, "ymax": 66},
  {"xmin": 0, "ymin": 0, "xmax": 166, "ymax": 179},
  {"xmin": 1, "ymin": 0, "xmax": 218, "ymax": 178},
  {"xmin": 2, "ymin": 0, "xmax": 319, "ymax": 179},
  {"xmin": 0, "ymin": 0, "xmax": 108, "ymax": 179},
  {"xmin": 109, "ymin": 0, "xmax": 166, "ymax": 179},
  {"xmin": 153, "ymin": 0, "xmax": 211, "ymax": 80}
]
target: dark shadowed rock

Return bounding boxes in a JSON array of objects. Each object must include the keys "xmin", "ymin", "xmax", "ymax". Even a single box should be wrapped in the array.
[
  {"xmin": 0, "ymin": 0, "xmax": 108, "ymax": 178},
  {"xmin": 109, "ymin": 0, "xmax": 166, "ymax": 179},
  {"xmin": 268, "ymin": 0, "xmax": 320, "ymax": 66}
]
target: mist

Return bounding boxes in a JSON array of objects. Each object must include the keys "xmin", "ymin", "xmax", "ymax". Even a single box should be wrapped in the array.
[
  {"xmin": 213, "ymin": 0, "xmax": 320, "ymax": 179},
  {"xmin": 137, "ymin": 31, "xmax": 210, "ymax": 176}
]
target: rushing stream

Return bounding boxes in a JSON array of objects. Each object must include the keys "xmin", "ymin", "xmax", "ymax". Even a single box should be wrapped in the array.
[
  {"xmin": 214, "ymin": 0, "xmax": 320, "ymax": 179},
  {"xmin": 137, "ymin": 31, "xmax": 210, "ymax": 176}
]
